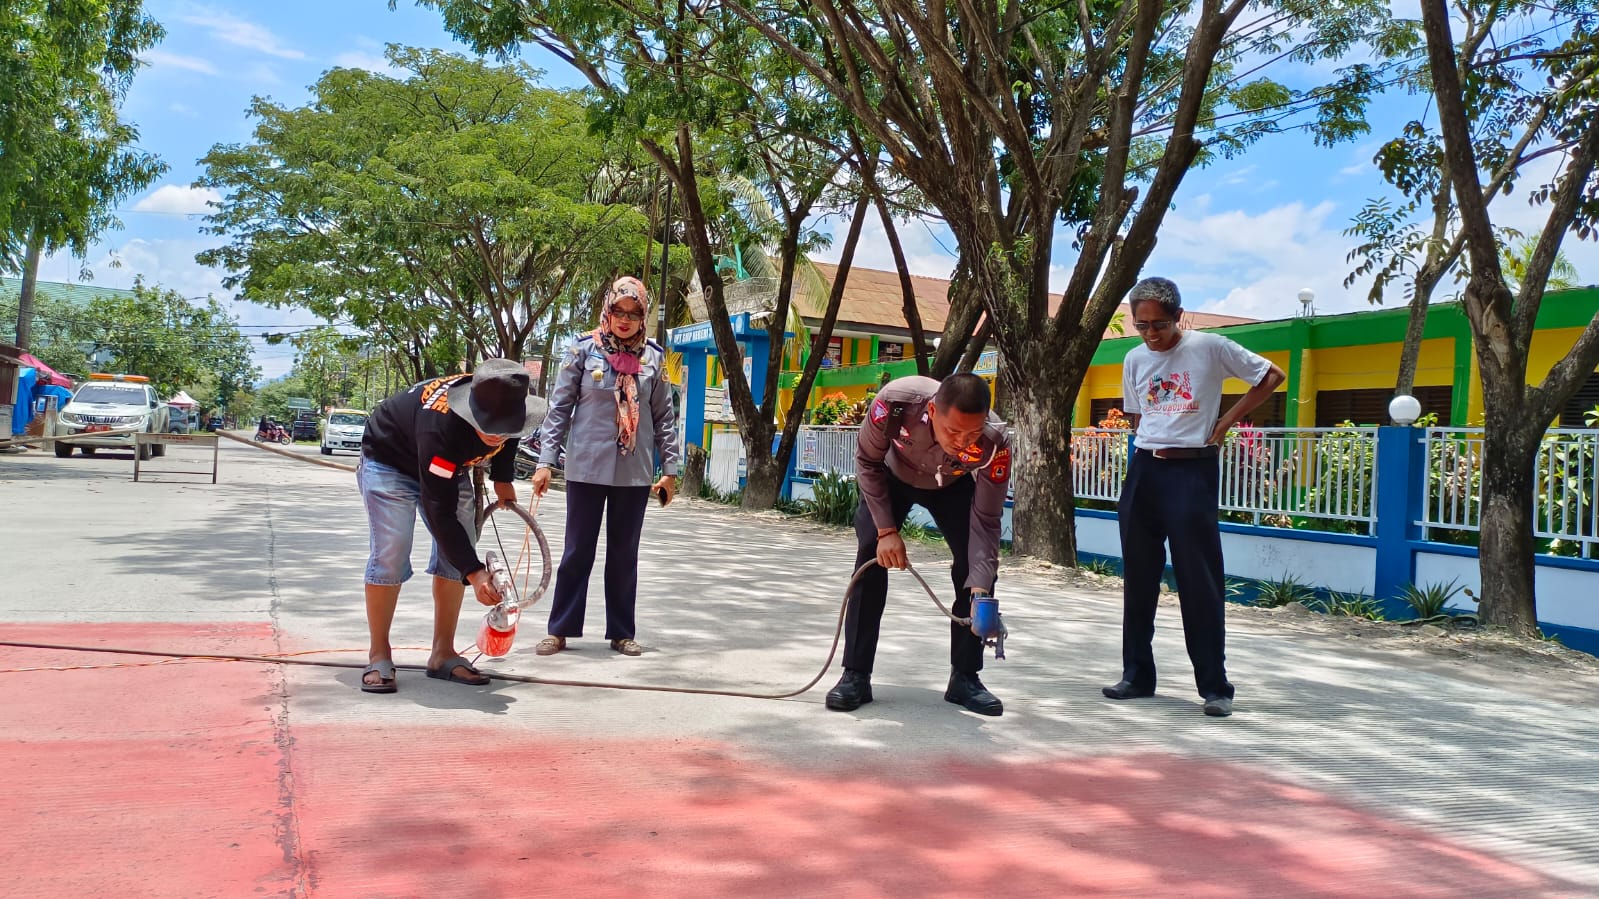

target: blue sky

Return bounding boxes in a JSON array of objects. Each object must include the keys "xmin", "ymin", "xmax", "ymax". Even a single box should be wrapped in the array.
[{"xmin": 34, "ymin": 1, "xmax": 1599, "ymax": 380}]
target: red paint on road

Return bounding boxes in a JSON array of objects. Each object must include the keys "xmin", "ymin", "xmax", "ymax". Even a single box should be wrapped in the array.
[
  {"xmin": 2, "ymin": 623, "xmax": 1579, "ymax": 897},
  {"xmin": 1, "ymin": 623, "xmax": 301, "ymax": 898},
  {"xmin": 289, "ymin": 726, "xmax": 1572, "ymax": 898}
]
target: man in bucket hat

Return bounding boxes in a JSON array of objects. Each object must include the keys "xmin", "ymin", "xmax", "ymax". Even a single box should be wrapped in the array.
[{"xmin": 355, "ymin": 359, "xmax": 548, "ymax": 693}]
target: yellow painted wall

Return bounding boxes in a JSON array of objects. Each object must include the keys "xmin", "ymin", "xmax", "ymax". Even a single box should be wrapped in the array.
[{"xmin": 1309, "ymin": 339, "xmax": 1456, "ymax": 391}]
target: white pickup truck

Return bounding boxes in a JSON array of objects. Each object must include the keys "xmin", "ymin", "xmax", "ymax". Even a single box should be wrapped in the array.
[{"xmin": 51, "ymin": 374, "xmax": 171, "ymax": 460}]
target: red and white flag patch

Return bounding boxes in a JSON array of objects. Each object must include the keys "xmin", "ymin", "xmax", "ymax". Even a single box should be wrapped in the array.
[
  {"xmin": 988, "ymin": 447, "xmax": 1011, "ymax": 483},
  {"xmin": 428, "ymin": 456, "xmax": 457, "ymax": 479}
]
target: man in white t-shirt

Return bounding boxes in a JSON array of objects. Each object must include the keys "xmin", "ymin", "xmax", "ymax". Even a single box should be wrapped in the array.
[{"xmin": 1102, "ymin": 277, "xmax": 1285, "ymax": 717}]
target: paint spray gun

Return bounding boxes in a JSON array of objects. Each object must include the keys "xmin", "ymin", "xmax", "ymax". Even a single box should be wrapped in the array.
[
  {"xmin": 475, "ymin": 550, "xmax": 522, "ymax": 659},
  {"xmin": 969, "ymin": 590, "xmax": 1007, "ymax": 660}
]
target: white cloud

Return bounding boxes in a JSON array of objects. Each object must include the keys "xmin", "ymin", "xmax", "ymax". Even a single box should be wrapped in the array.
[
  {"xmin": 333, "ymin": 50, "xmax": 405, "ymax": 78},
  {"xmin": 34, "ymin": 237, "xmax": 327, "ymax": 381},
  {"xmin": 179, "ymin": 6, "xmax": 305, "ymax": 60},
  {"xmin": 810, "ymin": 207, "xmax": 959, "ymax": 280},
  {"xmin": 130, "ymin": 184, "xmax": 222, "ymax": 216},
  {"xmin": 143, "ymin": 49, "xmax": 218, "ymax": 75},
  {"xmin": 169, "ymin": 102, "xmax": 197, "ymax": 117}
]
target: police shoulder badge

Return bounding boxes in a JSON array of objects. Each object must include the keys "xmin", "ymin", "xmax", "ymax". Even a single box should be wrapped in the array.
[
  {"xmin": 988, "ymin": 447, "xmax": 1011, "ymax": 483},
  {"xmin": 869, "ymin": 399, "xmax": 888, "ymax": 424}
]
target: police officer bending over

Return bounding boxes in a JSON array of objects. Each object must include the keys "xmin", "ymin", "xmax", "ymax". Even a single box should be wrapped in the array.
[{"xmin": 826, "ymin": 372, "xmax": 1013, "ymax": 716}]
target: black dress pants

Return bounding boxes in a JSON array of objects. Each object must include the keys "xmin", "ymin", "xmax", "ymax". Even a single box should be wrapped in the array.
[
  {"xmin": 1117, "ymin": 451, "xmax": 1234, "ymax": 700},
  {"xmin": 546, "ymin": 480, "xmax": 652, "ymax": 640},
  {"xmin": 843, "ymin": 473, "xmax": 990, "ymax": 676}
]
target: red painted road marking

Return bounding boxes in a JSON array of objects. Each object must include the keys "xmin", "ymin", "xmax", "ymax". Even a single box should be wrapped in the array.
[{"xmin": 2, "ymin": 622, "xmax": 1579, "ymax": 897}]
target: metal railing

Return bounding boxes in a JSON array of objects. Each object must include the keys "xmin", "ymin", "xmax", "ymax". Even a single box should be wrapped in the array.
[
  {"xmin": 798, "ymin": 424, "xmax": 1379, "ymax": 529},
  {"xmin": 1217, "ymin": 427, "xmax": 1377, "ymax": 528},
  {"xmin": 796, "ymin": 426, "xmax": 859, "ymax": 476},
  {"xmin": 1421, "ymin": 427, "xmax": 1598, "ymax": 558}
]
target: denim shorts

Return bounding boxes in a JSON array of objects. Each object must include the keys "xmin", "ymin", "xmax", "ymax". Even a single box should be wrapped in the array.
[{"xmin": 357, "ymin": 455, "xmax": 474, "ymax": 585}]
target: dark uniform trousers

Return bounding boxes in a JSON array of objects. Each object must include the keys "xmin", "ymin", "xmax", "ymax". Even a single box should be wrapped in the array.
[
  {"xmin": 546, "ymin": 481, "xmax": 652, "ymax": 641},
  {"xmin": 1117, "ymin": 451, "xmax": 1234, "ymax": 700},
  {"xmin": 845, "ymin": 473, "xmax": 990, "ymax": 676}
]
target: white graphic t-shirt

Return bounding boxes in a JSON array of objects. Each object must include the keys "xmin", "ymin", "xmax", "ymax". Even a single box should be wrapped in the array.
[{"xmin": 1121, "ymin": 330, "xmax": 1273, "ymax": 450}]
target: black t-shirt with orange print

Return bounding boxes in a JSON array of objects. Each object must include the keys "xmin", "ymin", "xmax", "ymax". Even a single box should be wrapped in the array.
[{"xmin": 362, "ymin": 374, "xmax": 517, "ymax": 582}]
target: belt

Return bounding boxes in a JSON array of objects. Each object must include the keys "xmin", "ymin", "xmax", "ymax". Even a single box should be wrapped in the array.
[{"xmin": 1138, "ymin": 446, "xmax": 1219, "ymax": 460}]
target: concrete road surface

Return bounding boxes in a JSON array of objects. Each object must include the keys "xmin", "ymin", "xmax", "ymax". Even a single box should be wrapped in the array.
[{"xmin": 3, "ymin": 440, "xmax": 1599, "ymax": 897}]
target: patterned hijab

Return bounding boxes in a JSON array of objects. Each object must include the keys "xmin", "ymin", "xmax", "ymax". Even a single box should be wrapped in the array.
[{"xmin": 593, "ymin": 276, "xmax": 650, "ymax": 455}]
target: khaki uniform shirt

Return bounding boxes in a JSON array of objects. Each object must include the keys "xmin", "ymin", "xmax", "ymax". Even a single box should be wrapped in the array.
[{"xmin": 855, "ymin": 376, "xmax": 1012, "ymax": 590}]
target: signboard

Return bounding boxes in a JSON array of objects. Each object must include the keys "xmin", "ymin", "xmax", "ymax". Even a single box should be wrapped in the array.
[
  {"xmin": 973, "ymin": 350, "xmax": 1000, "ymax": 376},
  {"xmin": 286, "ymin": 397, "xmax": 313, "ymax": 411}
]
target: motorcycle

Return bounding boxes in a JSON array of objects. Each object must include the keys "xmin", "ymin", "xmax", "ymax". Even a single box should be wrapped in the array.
[
  {"xmin": 513, "ymin": 433, "xmax": 562, "ymax": 479},
  {"xmin": 255, "ymin": 421, "xmax": 292, "ymax": 445}
]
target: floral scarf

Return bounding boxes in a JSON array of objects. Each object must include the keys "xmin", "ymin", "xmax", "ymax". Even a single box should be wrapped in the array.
[{"xmin": 594, "ymin": 277, "xmax": 649, "ymax": 455}]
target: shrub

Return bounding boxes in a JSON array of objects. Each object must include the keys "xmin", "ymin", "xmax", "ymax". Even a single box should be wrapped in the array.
[
  {"xmin": 1399, "ymin": 578, "xmax": 1462, "ymax": 620},
  {"xmin": 1254, "ymin": 573, "xmax": 1315, "ymax": 608},
  {"xmin": 1317, "ymin": 589, "xmax": 1385, "ymax": 620},
  {"xmin": 802, "ymin": 471, "xmax": 859, "ymax": 526}
]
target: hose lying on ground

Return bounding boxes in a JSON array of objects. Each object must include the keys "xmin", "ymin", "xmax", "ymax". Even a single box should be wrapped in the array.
[{"xmin": 1, "ymin": 562, "xmax": 956, "ymax": 700}]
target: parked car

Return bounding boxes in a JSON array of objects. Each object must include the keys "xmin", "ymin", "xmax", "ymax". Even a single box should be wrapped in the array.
[
  {"xmin": 321, "ymin": 408, "xmax": 368, "ymax": 455},
  {"xmin": 290, "ymin": 411, "xmax": 320, "ymax": 442},
  {"xmin": 50, "ymin": 373, "xmax": 170, "ymax": 460}
]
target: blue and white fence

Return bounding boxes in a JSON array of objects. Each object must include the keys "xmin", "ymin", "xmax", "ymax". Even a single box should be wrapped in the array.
[{"xmin": 789, "ymin": 423, "xmax": 1599, "ymax": 653}]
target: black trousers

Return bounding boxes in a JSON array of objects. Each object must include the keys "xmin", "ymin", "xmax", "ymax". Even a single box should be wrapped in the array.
[
  {"xmin": 844, "ymin": 473, "xmax": 990, "ymax": 676},
  {"xmin": 546, "ymin": 481, "xmax": 652, "ymax": 641},
  {"xmin": 1117, "ymin": 451, "xmax": 1234, "ymax": 700}
]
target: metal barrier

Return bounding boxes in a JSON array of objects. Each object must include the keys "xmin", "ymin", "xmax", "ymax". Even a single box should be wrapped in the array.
[
  {"xmin": 1218, "ymin": 427, "xmax": 1377, "ymax": 528},
  {"xmin": 796, "ymin": 426, "xmax": 860, "ymax": 476},
  {"xmin": 1421, "ymin": 427, "xmax": 1598, "ymax": 558},
  {"xmin": 134, "ymin": 432, "xmax": 220, "ymax": 483}
]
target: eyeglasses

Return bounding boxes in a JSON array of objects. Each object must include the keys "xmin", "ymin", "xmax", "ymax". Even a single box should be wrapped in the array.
[
  {"xmin": 1133, "ymin": 320, "xmax": 1175, "ymax": 332},
  {"xmin": 611, "ymin": 309, "xmax": 644, "ymax": 322}
]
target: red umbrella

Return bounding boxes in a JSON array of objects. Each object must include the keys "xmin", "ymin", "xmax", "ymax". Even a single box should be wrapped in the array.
[{"xmin": 18, "ymin": 352, "xmax": 73, "ymax": 388}]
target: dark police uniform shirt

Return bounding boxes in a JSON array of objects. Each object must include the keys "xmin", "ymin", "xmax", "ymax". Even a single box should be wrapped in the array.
[
  {"xmin": 362, "ymin": 374, "xmax": 517, "ymax": 582},
  {"xmin": 855, "ymin": 376, "xmax": 1011, "ymax": 590}
]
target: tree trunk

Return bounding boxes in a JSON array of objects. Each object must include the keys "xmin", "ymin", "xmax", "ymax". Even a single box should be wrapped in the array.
[
  {"xmin": 1476, "ymin": 403, "xmax": 1541, "ymax": 635},
  {"xmin": 872, "ymin": 192, "xmax": 930, "ymax": 375},
  {"xmin": 932, "ymin": 259, "xmax": 983, "ymax": 378},
  {"xmin": 14, "ymin": 228, "xmax": 44, "ymax": 350},
  {"xmin": 742, "ymin": 451, "xmax": 785, "ymax": 510},
  {"xmin": 1005, "ymin": 359, "xmax": 1079, "ymax": 564},
  {"xmin": 1392, "ymin": 286, "xmax": 1431, "ymax": 402}
]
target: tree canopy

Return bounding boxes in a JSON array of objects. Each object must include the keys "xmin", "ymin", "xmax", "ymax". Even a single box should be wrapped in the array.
[{"xmin": 197, "ymin": 46, "xmax": 656, "ymax": 373}]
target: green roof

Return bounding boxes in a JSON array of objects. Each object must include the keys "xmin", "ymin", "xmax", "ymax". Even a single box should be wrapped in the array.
[{"xmin": 0, "ymin": 277, "xmax": 140, "ymax": 307}]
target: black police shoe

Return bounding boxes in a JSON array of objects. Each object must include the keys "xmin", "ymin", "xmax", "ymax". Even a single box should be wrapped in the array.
[
  {"xmin": 1203, "ymin": 696, "xmax": 1234, "ymax": 717},
  {"xmin": 825, "ymin": 669, "xmax": 873, "ymax": 711},
  {"xmin": 1102, "ymin": 680, "xmax": 1156, "ymax": 700},
  {"xmin": 944, "ymin": 670, "xmax": 1003, "ymax": 716}
]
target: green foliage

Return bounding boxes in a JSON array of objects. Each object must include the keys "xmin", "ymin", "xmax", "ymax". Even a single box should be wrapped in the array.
[
  {"xmin": 1399, "ymin": 579, "xmax": 1463, "ymax": 620},
  {"xmin": 801, "ymin": 472, "xmax": 859, "ymax": 527},
  {"xmin": 1, "ymin": 1, "xmax": 165, "ymax": 269},
  {"xmin": 898, "ymin": 520, "xmax": 942, "ymax": 545},
  {"xmin": 197, "ymin": 47, "xmax": 653, "ymax": 371},
  {"xmin": 1254, "ymin": 573, "xmax": 1316, "ymax": 609},
  {"xmin": 1080, "ymin": 557, "xmax": 1120, "ymax": 577},
  {"xmin": 1586, "ymin": 404, "xmax": 1599, "ymax": 427},
  {"xmin": 1316, "ymin": 589, "xmax": 1385, "ymax": 620}
]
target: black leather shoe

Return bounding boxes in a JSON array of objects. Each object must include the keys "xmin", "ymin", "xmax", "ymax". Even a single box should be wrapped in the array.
[
  {"xmin": 825, "ymin": 670, "xmax": 873, "ymax": 711},
  {"xmin": 944, "ymin": 670, "xmax": 1003, "ymax": 716},
  {"xmin": 1102, "ymin": 680, "xmax": 1156, "ymax": 700},
  {"xmin": 1203, "ymin": 696, "xmax": 1233, "ymax": 717}
]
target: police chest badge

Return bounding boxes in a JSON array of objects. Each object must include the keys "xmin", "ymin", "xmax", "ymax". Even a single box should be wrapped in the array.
[{"xmin": 989, "ymin": 447, "xmax": 1011, "ymax": 483}]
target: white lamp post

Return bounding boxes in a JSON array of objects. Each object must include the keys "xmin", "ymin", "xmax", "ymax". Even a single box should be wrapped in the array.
[
  {"xmin": 1297, "ymin": 287, "xmax": 1316, "ymax": 318},
  {"xmin": 1389, "ymin": 394, "xmax": 1422, "ymax": 426}
]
